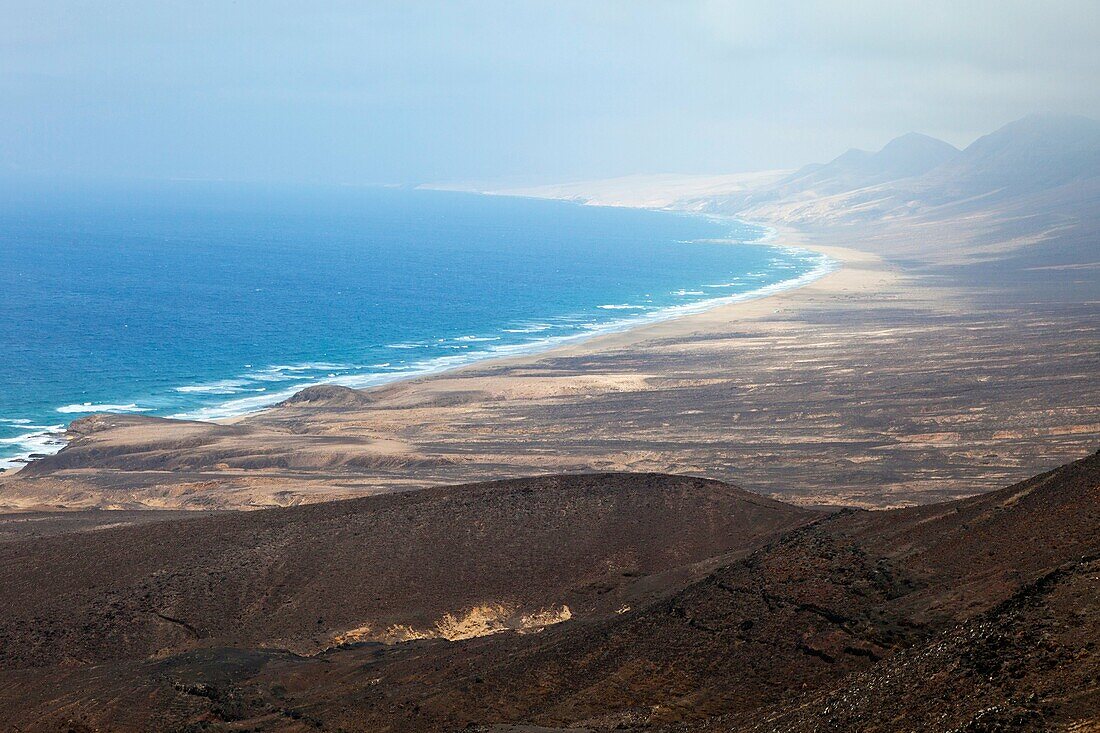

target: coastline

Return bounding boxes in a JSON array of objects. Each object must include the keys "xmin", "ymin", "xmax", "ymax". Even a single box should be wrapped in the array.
[
  {"xmin": 220, "ymin": 221, "xmax": 841, "ymax": 419},
  {"xmin": 3, "ymin": 204, "xmax": 1095, "ymax": 511},
  {"xmin": 0, "ymin": 222, "xmax": 897, "ymax": 495},
  {"xmin": 0, "ymin": 215, "xmax": 838, "ymax": 471},
  {"xmin": 397, "ymin": 225, "xmax": 884, "ymax": 380}
]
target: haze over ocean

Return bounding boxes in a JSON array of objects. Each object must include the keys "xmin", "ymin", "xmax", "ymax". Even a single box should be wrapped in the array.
[{"xmin": 0, "ymin": 183, "xmax": 830, "ymax": 468}]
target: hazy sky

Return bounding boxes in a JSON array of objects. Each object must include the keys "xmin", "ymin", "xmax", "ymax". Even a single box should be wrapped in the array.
[{"xmin": 3, "ymin": 1, "xmax": 1099, "ymax": 185}]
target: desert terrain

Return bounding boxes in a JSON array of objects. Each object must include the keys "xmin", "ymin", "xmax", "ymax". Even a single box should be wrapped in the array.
[
  {"xmin": 0, "ymin": 453, "xmax": 1095, "ymax": 731},
  {"xmin": 3, "ymin": 118, "xmax": 1098, "ymax": 512},
  {"xmin": 0, "ymin": 114, "xmax": 1096, "ymax": 731}
]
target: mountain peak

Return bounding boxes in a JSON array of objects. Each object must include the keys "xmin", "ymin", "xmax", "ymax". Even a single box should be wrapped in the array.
[
  {"xmin": 970, "ymin": 113, "xmax": 1100, "ymax": 151},
  {"xmin": 932, "ymin": 113, "xmax": 1100, "ymax": 193},
  {"xmin": 880, "ymin": 131, "xmax": 958, "ymax": 155},
  {"xmin": 872, "ymin": 132, "xmax": 959, "ymax": 177},
  {"xmin": 807, "ymin": 131, "xmax": 958, "ymax": 183}
]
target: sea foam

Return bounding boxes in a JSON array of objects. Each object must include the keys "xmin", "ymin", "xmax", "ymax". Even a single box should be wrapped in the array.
[
  {"xmin": 56, "ymin": 403, "xmax": 151, "ymax": 414},
  {"xmin": 1, "ymin": 202, "xmax": 831, "ymax": 466},
  {"xmin": 0, "ymin": 425, "xmax": 67, "ymax": 470},
  {"xmin": 167, "ymin": 240, "xmax": 835, "ymax": 423}
]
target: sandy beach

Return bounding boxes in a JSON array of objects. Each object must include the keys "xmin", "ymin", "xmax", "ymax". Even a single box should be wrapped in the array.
[{"xmin": 3, "ymin": 209, "xmax": 1095, "ymax": 512}]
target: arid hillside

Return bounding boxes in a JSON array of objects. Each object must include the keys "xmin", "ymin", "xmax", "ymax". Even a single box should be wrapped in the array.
[
  {"xmin": 0, "ymin": 454, "xmax": 1095, "ymax": 732},
  {"xmin": 0, "ymin": 473, "xmax": 814, "ymax": 668}
]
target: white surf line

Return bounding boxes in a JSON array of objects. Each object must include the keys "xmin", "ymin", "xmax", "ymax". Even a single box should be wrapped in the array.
[
  {"xmin": 3, "ymin": 215, "xmax": 835, "ymax": 458},
  {"xmin": 169, "ymin": 233, "xmax": 836, "ymax": 422}
]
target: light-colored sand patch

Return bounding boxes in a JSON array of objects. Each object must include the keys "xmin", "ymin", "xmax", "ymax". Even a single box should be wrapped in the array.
[
  {"xmin": 332, "ymin": 603, "xmax": 573, "ymax": 647},
  {"xmin": 419, "ymin": 374, "xmax": 654, "ymax": 402},
  {"xmin": 894, "ymin": 432, "xmax": 963, "ymax": 445}
]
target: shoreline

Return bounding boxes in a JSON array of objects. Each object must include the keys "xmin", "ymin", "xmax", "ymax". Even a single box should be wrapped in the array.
[
  {"xmin": 223, "ymin": 223, "xmax": 840, "ymax": 419},
  {"xmin": 0, "ymin": 223, "xmax": 904, "ymax": 504},
  {"xmin": 0, "ymin": 215, "xmax": 840, "ymax": 470},
  {"xmin": 390, "ymin": 226, "xmax": 885, "ymax": 382},
  {"xmin": 2, "ymin": 207, "xmax": 1096, "ymax": 511},
  {"xmin": 233, "ymin": 221, "xmax": 849, "ymax": 414}
]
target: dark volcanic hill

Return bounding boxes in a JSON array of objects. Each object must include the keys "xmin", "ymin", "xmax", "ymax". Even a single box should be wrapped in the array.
[
  {"xmin": 0, "ymin": 473, "xmax": 814, "ymax": 668},
  {"xmin": 0, "ymin": 454, "xmax": 1096, "ymax": 732},
  {"xmin": 741, "ymin": 555, "xmax": 1100, "ymax": 732}
]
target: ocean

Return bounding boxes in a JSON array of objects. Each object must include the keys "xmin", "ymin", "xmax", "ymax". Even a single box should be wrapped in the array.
[{"xmin": 0, "ymin": 182, "xmax": 832, "ymax": 469}]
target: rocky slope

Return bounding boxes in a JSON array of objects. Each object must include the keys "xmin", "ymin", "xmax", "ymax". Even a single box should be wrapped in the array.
[
  {"xmin": 0, "ymin": 472, "xmax": 814, "ymax": 669},
  {"xmin": 0, "ymin": 453, "xmax": 1095, "ymax": 731}
]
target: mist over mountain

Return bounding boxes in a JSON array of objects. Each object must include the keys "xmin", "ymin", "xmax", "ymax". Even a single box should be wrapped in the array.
[
  {"xmin": 699, "ymin": 114, "xmax": 1100, "ymax": 233},
  {"xmin": 2, "ymin": 3, "xmax": 1098, "ymax": 731},
  {"xmin": 918, "ymin": 113, "xmax": 1100, "ymax": 202},
  {"xmin": 782, "ymin": 131, "xmax": 961, "ymax": 194}
]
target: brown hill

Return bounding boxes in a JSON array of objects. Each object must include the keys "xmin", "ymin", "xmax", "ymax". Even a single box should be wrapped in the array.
[
  {"xmin": 741, "ymin": 555, "xmax": 1100, "ymax": 732},
  {"xmin": 0, "ymin": 454, "xmax": 1095, "ymax": 732},
  {"xmin": 0, "ymin": 472, "xmax": 813, "ymax": 669},
  {"xmin": 277, "ymin": 383, "xmax": 376, "ymax": 408}
]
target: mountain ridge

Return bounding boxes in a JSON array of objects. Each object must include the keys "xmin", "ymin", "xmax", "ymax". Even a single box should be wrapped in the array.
[{"xmin": 782, "ymin": 130, "xmax": 961, "ymax": 190}]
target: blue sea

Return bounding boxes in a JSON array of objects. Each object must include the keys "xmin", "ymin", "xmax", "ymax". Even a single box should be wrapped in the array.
[{"xmin": 0, "ymin": 182, "xmax": 832, "ymax": 469}]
